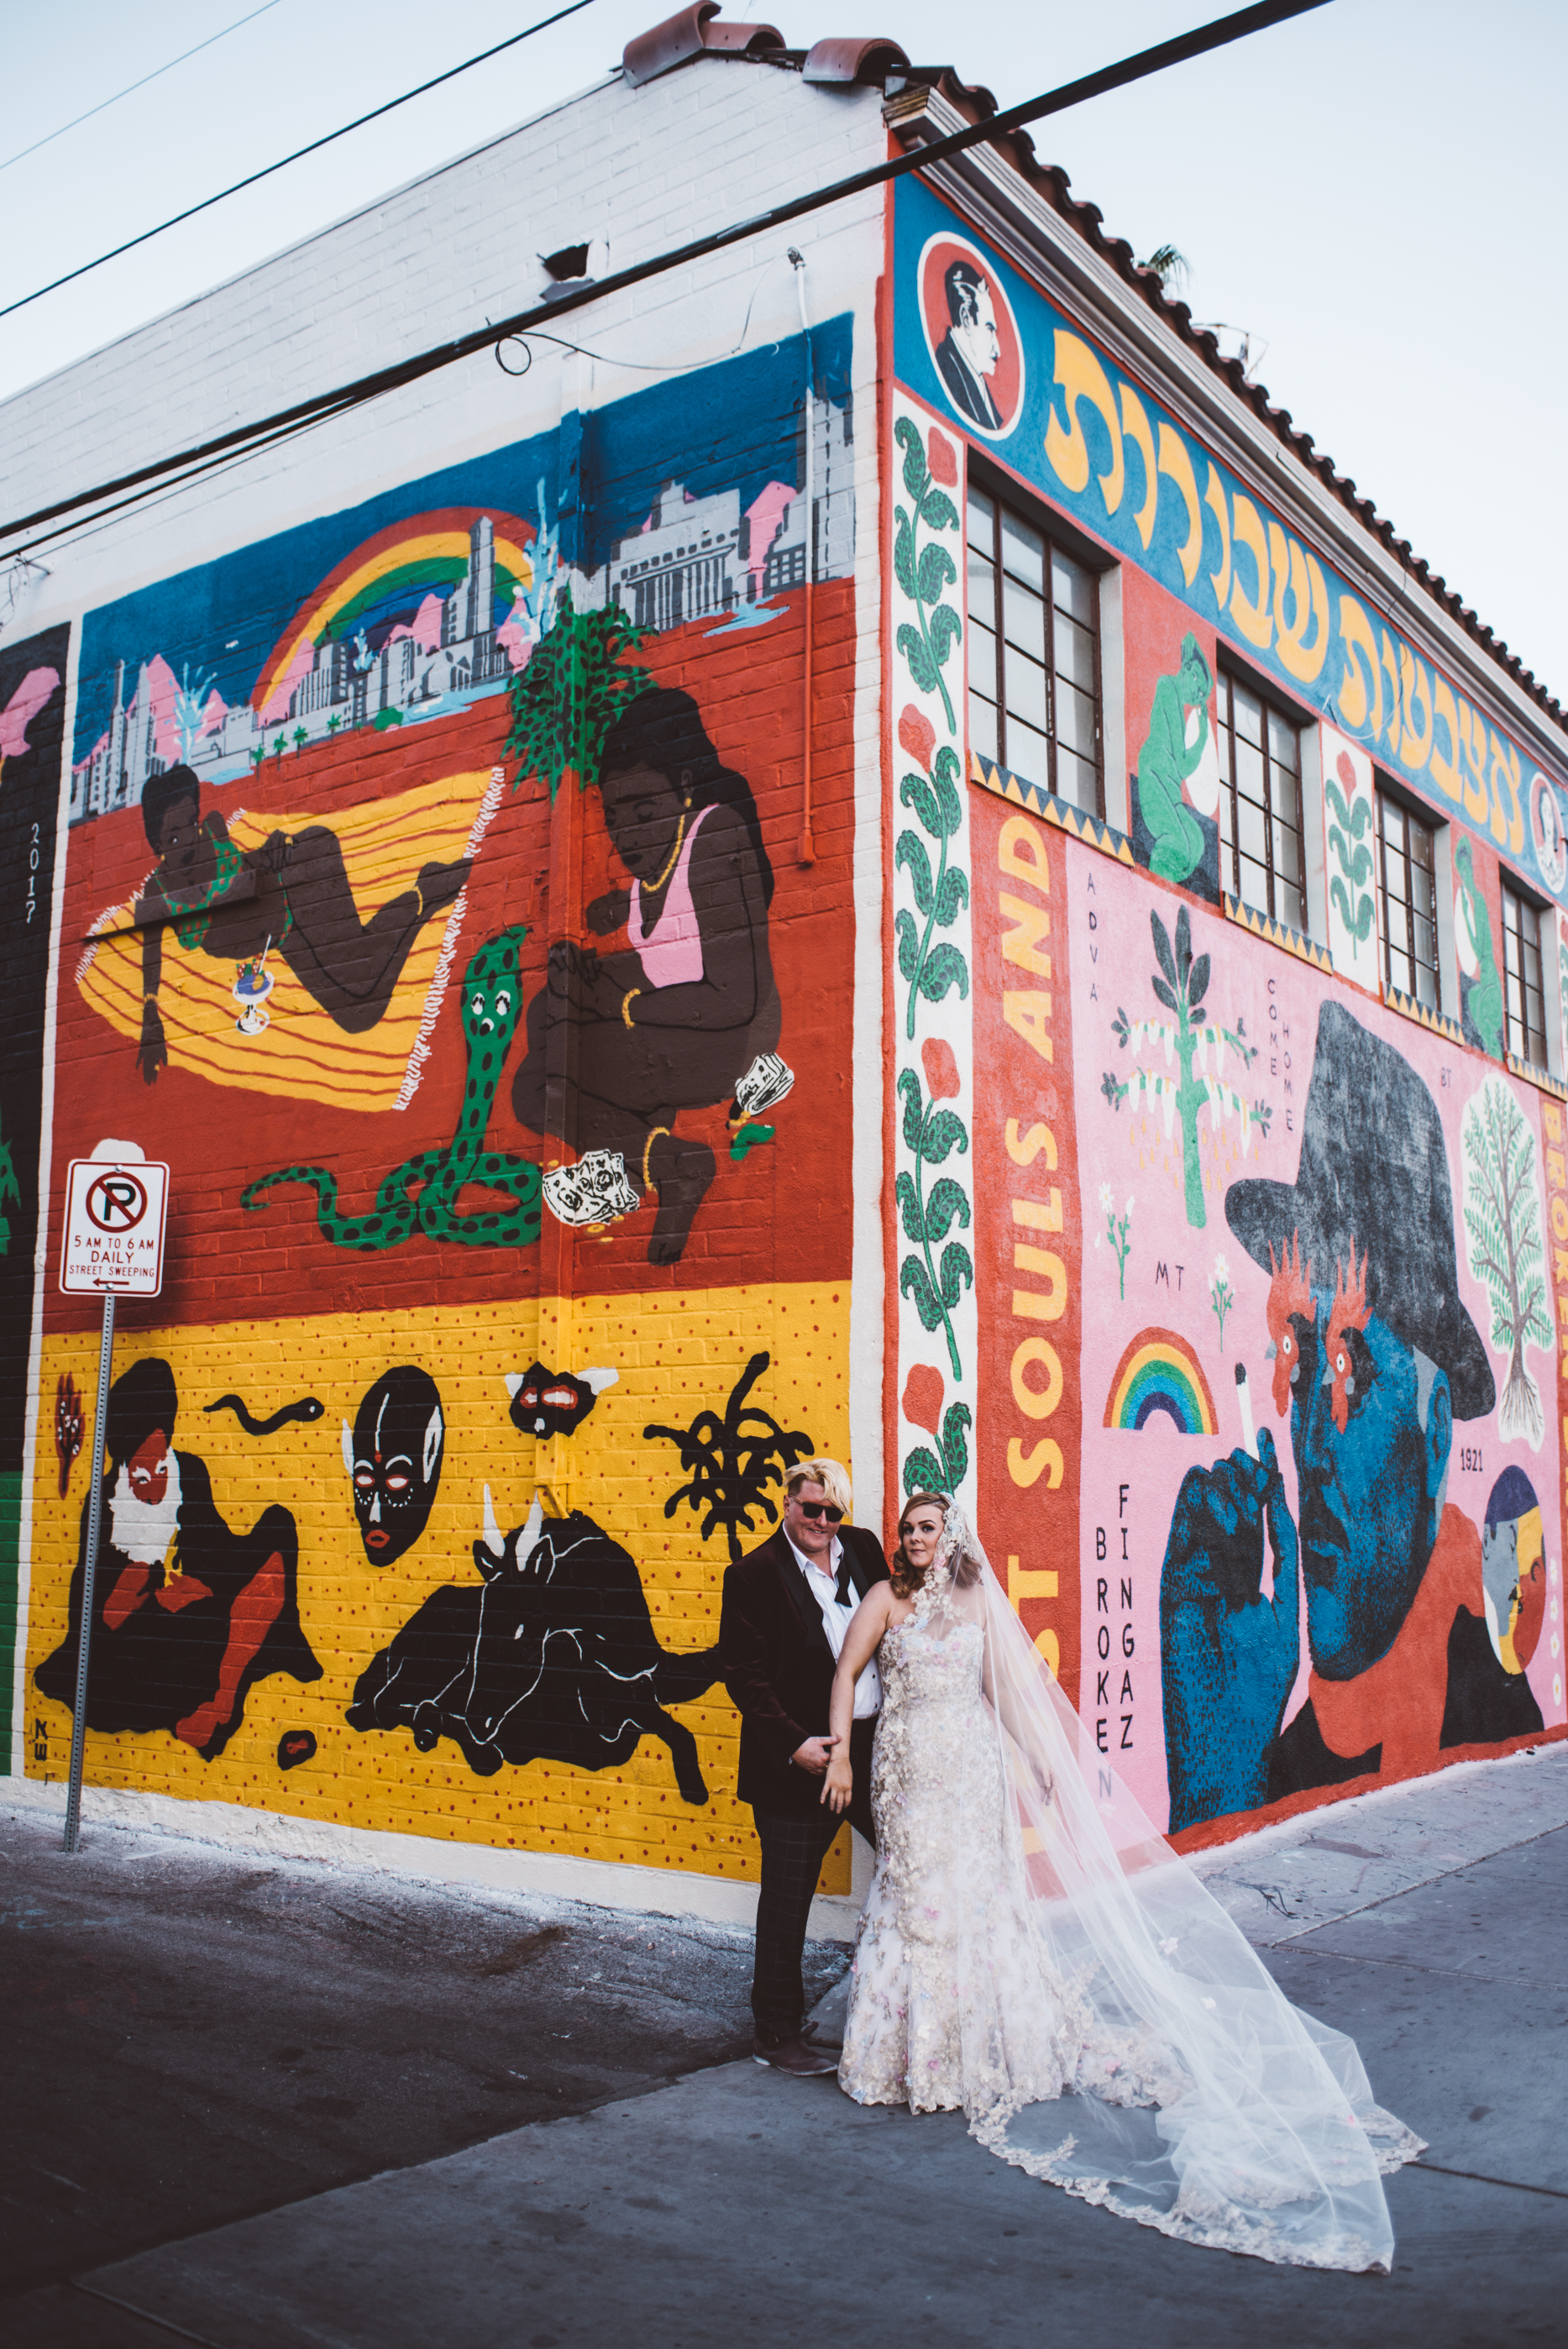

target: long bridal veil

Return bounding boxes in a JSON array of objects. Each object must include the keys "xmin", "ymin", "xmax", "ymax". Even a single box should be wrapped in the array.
[{"xmin": 927, "ymin": 1504, "xmax": 1423, "ymax": 2270}]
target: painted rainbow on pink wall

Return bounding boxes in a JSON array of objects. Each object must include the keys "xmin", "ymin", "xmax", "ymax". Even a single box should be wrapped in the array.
[{"xmin": 1104, "ymin": 1328, "xmax": 1218, "ymax": 1436}]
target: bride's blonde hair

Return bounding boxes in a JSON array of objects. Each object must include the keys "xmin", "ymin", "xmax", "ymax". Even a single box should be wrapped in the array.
[{"xmin": 892, "ymin": 1491, "xmax": 981, "ymax": 1597}]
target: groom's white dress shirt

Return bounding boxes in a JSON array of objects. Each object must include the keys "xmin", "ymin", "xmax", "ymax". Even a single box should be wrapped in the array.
[{"xmin": 787, "ymin": 1529, "xmax": 882, "ymax": 1718}]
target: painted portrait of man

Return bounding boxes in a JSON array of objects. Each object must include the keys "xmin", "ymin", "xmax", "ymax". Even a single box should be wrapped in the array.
[
  {"xmin": 1161, "ymin": 1002, "xmax": 1544, "ymax": 1833},
  {"xmin": 935, "ymin": 259, "xmax": 1004, "ymax": 433}
]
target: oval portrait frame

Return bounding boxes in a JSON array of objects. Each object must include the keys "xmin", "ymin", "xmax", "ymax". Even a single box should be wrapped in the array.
[
  {"xmin": 916, "ymin": 230, "xmax": 1025, "ymax": 443},
  {"xmin": 1529, "ymin": 768, "xmax": 1567, "ymax": 896}
]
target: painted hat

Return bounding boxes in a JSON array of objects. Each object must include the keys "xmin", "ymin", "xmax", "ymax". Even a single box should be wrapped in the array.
[{"xmin": 1225, "ymin": 1000, "xmax": 1495, "ymax": 1419}]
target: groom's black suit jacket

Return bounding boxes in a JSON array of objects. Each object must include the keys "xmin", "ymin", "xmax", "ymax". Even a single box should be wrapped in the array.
[{"xmin": 720, "ymin": 1523, "xmax": 889, "ymax": 1817}]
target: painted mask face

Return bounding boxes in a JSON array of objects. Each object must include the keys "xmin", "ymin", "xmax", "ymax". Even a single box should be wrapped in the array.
[
  {"xmin": 343, "ymin": 1367, "xmax": 443, "ymax": 1564},
  {"xmin": 127, "ymin": 1428, "xmax": 173, "ymax": 1506},
  {"xmin": 506, "ymin": 1362, "xmax": 609, "ymax": 1439},
  {"xmin": 1287, "ymin": 1298, "xmax": 1449, "ymax": 1681}
]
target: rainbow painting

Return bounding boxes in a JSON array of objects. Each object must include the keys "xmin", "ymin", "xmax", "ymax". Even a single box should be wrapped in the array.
[
  {"xmin": 1104, "ymin": 1328, "xmax": 1218, "ymax": 1435},
  {"xmin": 253, "ymin": 507, "xmax": 537, "ymax": 718}
]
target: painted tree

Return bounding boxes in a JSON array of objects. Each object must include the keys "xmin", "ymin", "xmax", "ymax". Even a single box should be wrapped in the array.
[
  {"xmin": 1101, "ymin": 905, "xmax": 1266, "ymax": 1230},
  {"xmin": 1461, "ymin": 1077, "xmax": 1551, "ymax": 1443},
  {"xmin": 505, "ymin": 587, "xmax": 651, "ymax": 800}
]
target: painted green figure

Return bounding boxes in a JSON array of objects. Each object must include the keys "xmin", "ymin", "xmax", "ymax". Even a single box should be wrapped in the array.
[
  {"xmin": 1455, "ymin": 837, "xmax": 1503, "ymax": 1058},
  {"xmin": 1136, "ymin": 633, "xmax": 1214, "ymax": 885},
  {"xmin": 242, "ymin": 928, "xmax": 541, "ymax": 1251}
]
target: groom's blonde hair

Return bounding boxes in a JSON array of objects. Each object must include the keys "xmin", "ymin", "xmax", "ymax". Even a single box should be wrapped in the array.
[{"xmin": 786, "ymin": 1457, "xmax": 851, "ymax": 1516}]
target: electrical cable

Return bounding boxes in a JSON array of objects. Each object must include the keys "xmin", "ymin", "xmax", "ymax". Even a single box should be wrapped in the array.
[
  {"xmin": 0, "ymin": 0, "xmax": 600, "ymax": 322},
  {"xmin": 0, "ymin": 0, "xmax": 283, "ymax": 176},
  {"xmin": 0, "ymin": 0, "xmax": 1333, "ymax": 558}
]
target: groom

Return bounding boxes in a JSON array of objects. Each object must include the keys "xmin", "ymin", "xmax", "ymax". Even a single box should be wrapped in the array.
[{"xmin": 721, "ymin": 1457, "xmax": 889, "ymax": 2075}]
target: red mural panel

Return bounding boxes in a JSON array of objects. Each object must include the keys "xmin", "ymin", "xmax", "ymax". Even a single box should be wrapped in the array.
[{"xmin": 969, "ymin": 789, "xmax": 1083, "ymax": 1707}]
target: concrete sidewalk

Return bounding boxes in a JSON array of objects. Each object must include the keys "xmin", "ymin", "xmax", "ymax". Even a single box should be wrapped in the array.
[{"xmin": 8, "ymin": 1745, "xmax": 1566, "ymax": 2349}]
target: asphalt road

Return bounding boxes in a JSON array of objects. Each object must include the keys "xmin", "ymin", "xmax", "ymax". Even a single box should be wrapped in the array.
[{"xmin": 3, "ymin": 1749, "xmax": 1564, "ymax": 2349}]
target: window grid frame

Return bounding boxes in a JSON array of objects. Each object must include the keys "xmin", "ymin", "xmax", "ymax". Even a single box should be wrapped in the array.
[
  {"xmin": 1376, "ymin": 783, "xmax": 1441, "ymax": 1014},
  {"xmin": 1214, "ymin": 669, "xmax": 1308, "ymax": 936},
  {"xmin": 965, "ymin": 482, "xmax": 1104, "ymax": 820},
  {"xmin": 1499, "ymin": 878, "xmax": 1547, "ymax": 1069}
]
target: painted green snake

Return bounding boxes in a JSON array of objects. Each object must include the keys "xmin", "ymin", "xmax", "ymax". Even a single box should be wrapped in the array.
[{"xmin": 241, "ymin": 926, "xmax": 542, "ymax": 1251}]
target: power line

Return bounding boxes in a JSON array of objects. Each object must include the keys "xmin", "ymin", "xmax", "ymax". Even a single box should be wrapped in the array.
[
  {"xmin": 0, "ymin": 0, "xmax": 1333, "ymax": 556},
  {"xmin": 0, "ymin": 0, "xmax": 600, "ymax": 322},
  {"xmin": 0, "ymin": 0, "xmax": 283, "ymax": 177}
]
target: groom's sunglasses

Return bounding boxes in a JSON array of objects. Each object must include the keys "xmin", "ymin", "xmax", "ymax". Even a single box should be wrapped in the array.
[{"xmin": 796, "ymin": 1502, "xmax": 844, "ymax": 1523}]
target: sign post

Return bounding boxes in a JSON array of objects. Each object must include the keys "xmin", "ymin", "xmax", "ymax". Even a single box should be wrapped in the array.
[{"xmin": 58, "ymin": 1149, "xmax": 169, "ymax": 1854}]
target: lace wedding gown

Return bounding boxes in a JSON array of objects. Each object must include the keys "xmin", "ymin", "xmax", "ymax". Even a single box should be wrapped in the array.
[{"xmin": 838, "ymin": 1523, "xmax": 1424, "ymax": 2271}]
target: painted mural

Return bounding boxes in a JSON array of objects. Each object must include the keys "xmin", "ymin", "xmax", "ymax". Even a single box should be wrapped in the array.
[
  {"xmin": 0, "ymin": 625, "xmax": 68, "ymax": 1757},
  {"xmin": 894, "ymin": 176, "xmax": 1568, "ymax": 928},
  {"xmin": 25, "ymin": 322, "xmax": 865, "ymax": 1894}
]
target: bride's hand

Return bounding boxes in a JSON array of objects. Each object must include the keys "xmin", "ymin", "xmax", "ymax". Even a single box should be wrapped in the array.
[{"xmin": 821, "ymin": 1752, "xmax": 853, "ymax": 1814}]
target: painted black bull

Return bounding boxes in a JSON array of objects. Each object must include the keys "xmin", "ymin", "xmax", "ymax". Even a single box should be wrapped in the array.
[{"xmin": 345, "ymin": 1507, "xmax": 721, "ymax": 1802}]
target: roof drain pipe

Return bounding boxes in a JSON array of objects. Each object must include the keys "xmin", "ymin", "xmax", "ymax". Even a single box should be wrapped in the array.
[{"xmin": 789, "ymin": 245, "xmax": 815, "ymax": 866}]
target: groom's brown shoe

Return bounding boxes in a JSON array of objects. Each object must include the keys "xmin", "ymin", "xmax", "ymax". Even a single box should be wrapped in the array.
[{"xmin": 753, "ymin": 2030, "xmax": 836, "ymax": 2076}]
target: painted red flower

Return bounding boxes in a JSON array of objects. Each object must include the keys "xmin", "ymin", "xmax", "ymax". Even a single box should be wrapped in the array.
[
  {"xmin": 927, "ymin": 428, "xmax": 957, "ymax": 487},
  {"xmin": 921, "ymin": 1036, "xmax": 961, "ymax": 1100},
  {"xmin": 902, "ymin": 1363, "xmax": 945, "ymax": 1439},
  {"xmin": 898, "ymin": 704, "xmax": 936, "ymax": 773}
]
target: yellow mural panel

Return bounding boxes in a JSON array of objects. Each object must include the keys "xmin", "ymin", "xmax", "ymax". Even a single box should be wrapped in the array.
[{"xmin": 26, "ymin": 1282, "xmax": 855, "ymax": 1891}]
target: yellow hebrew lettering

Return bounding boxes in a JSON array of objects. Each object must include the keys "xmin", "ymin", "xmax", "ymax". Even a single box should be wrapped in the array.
[
  {"xmin": 1229, "ymin": 495, "xmax": 1272, "ymax": 648},
  {"xmin": 1045, "ymin": 331, "xmax": 1125, "ymax": 514},
  {"xmin": 1008, "ymin": 1435, "xmax": 1064, "ymax": 1490},
  {"xmin": 1119, "ymin": 380, "xmax": 1157, "ymax": 548},
  {"xmin": 1399, "ymin": 647, "xmax": 1434, "ymax": 772},
  {"xmin": 1379, "ymin": 632, "xmax": 1403, "ymax": 755},
  {"xmin": 1204, "ymin": 461, "xmax": 1231, "ymax": 610},
  {"xmin": 1156, "ymin": 422, "xmax": 1202, "ymax": 587},
  {"xmin": 1488, "ymin": 731, "xmax": 1523, "ymax": 855},
  {"xmin": 1004, "ymin": 994, "xmax": 1055, "ymax": 1062},
  {"xmin": 1269, "ymin": 529, "xmax": 1330, "ymax": 684},
  {"xmin": 999, "ymin": 892, "xmax": 1051, "ymax": 975},
  {"xmin": 1335, "ymin": 594, "xmax": 1381, "ymax": 736},
  {"xmin": 997, "ymin": 815, "xmax": 1051, "ymax": 894},
  {"xmin": 1459, "ymin": 700, "xmax": 1491, "ymax": 826},
  {"xmin": 1429, "ymin": 675, "xmax": 1465, "ymax": 803}
]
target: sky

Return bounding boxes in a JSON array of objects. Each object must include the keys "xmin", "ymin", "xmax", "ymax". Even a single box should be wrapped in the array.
[{"xmin": 3, "ymin": 0, "xmax": 1564, "ymax": 702}]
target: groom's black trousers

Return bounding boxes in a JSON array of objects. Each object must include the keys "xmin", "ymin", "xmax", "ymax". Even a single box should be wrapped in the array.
[{"xmin": 751, "ymin": 1714, "xmax": 877, "ymax": 2038}]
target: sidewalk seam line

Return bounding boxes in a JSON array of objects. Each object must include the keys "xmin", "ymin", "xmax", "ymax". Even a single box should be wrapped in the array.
[
  {"xmin": 1237, "ymin": 1816, "xmax": 1568, "ymax": 1946},
  {"xmin": 1411, "ymin": 2162, "xmax": 1568, "ymax": 2203},
  {"xmin": 72, "ymin": 2278, "xmax": 232, "ymax": 2349}
]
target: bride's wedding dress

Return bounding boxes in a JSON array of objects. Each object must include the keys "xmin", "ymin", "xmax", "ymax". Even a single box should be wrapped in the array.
[{"xmin": 837, "ymin": 1512, "xmax": 1423, "ymax": 2270}]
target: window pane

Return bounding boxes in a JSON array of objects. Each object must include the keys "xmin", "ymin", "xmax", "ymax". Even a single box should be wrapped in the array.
[
  {"xmin": 967, "ymin": 544, "xmax": 995, "ymax": 624},
  {"xmin": 1052, "ymin": 610, "xmax": 1097, "ymax": 693},
  {"xmin": 1239, "ymin": 854, "xmax": 1270, "ymax": 914},
  {"xmin": 1051, "ymin": 550, "xmax": 1094, "ymax": 627},
  {"xmin": 1267, "ymin": 708, "xmax": 1300, "ymax": 773},
  {"xmin": 1277, "ymin": 875, "xmax": 1306, "ymax": 935},
  {"xmin": 1272, "ymin": 758, "xmax": 1301, "ymax": 833},
  {"xmin": 1234, "ymin": 732, "xmax": 1265, "ymax": 810},
  {"xmin": 1237, "ymin": 788, "xmax": 1267, "ymax": 868},
  {"xmin": 1053, "ymin": 680, "xmax": 1095, "ymax": 758},
  {"xmin": 999, "ymin": 506, "xmax": 1045, "ymax": 594},
  {"xmin": 1002, "ymin": 574, "xmax": 1046, "ymax": 656},
  {"xmin": 1056, "ymin": 746, "xmax": 1099, "ymax": 814},
  {"xmin": 967, "ymin": 488, "xmax": 995, "ymax": 556},
  {"xmin": 1273, "ymin": 815, "xmax": 1303, "ymax": 888},
  {"xmin": 968, "ymin": 689, "xmax": 998, "ymax": 765},
  {"xmin": 1004, "ymin": 642, "xmax": 1049, "ymax": 732},
  {"xmin": 1008, "ymin": 716, "xmax": 1050, "ymax": 789},
  {"xmin": 1232, "ymin": 683, "xmax": 1263, "ymax": 749}
]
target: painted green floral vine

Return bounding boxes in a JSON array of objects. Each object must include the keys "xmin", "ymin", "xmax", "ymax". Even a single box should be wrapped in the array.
[
  {"xmin": 897, "ymin": 1049, "xmax": 973, "ymax": 1380},
  {"xmin": 895, "ymin": 702, "xmax": 969, "ymax": 1041},
  {"xmin": 892, "ymin": 417, "xmax": 962, "ymax": 733},
  {"xmin": 505, "ymin": 587, "xmax": 652, "ymax": 800}
]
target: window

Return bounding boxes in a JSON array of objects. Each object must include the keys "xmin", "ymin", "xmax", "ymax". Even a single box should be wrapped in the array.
[
  {"xmin": 1500, "ymin": 881, "xmax": 1546, "ymax": 1065},
  {"xmin": 1214, "ymin": 674, "xmax": 1306, "ymax": 933},
  {"xmin": 1377, "ymin": 788, "xmax": 1440, "ymax": 1010},
  {"xmin": 966, "ymin": 485, "xmax": 1102, "ymax": 814}
]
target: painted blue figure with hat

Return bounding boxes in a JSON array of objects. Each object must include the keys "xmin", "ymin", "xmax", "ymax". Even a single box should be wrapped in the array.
[{"xmin": 1161, "ymin": 1002, "xmax": 1544, "ymax": 1833}]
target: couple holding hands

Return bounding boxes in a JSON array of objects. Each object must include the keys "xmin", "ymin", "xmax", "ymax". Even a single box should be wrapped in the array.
[{"xmin": 720, "ymin": 1460, "xmax": 1422, "ymax": 2273}]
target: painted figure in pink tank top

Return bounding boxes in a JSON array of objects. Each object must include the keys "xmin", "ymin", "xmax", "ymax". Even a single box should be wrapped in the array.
[{"xmin": 511, "ymin": 687, "xmax": 785, "ymax": 1266}]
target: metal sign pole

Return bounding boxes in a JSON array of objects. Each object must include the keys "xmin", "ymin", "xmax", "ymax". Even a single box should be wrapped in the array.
[{"xmin": 62, "ymin": 1289, "xmax": 117, "ymax": 1854}]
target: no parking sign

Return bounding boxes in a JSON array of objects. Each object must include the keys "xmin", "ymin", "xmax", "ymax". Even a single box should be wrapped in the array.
[{"xmin": 59, "ymin": 1154, "xmax": 170, "ymax": 1295}]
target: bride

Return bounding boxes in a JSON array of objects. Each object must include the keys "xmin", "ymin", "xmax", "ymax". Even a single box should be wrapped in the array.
[{"xmin": 821, "ymin": 1490, "xmax": 1423, "ymax": 2271}]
